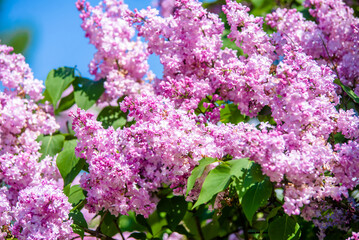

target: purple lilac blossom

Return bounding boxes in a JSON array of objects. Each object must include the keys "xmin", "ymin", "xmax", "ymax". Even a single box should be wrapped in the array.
[
  {"xmin": 76, "ymin": 0, "xmax": 153, "ymax": 102},
  {"xmin": 71, "ymin": 1, "xmax": 359, "ymax": 231},
  {"xmin": 0, "ymin": 45, "xmax": 72, "ymax": 238}
]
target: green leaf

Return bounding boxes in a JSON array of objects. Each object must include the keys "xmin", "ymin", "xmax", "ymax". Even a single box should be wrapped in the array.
[
  {"xmin": 193, "ymin": 164, "xmax": 232, "ymax": 208},
  {"xmin": 97, "ymin": 106, "xmax": 128, "ymax": 129},
  {"xmin": 71, "ymin": 224, "xmax": 84, "ymax": 239},
  {"xmin": 192, "ymin": 158, "xmax": 253, "ymax": 208},
  {"xmin": 6, "ymin": 29, "xmax": 30, "ymax": 54},
  {"xmin": 73, "ymin": 77, "xmax": 105, "ymax": 110},
  {"xmin": 220, "ymin": 103, "xmax": 249, "ymax": 124},
  {"xmin": 242, "ymin": 163, "xmax": 265, "ymax": 190},
  {"xmin": 146, "ymin": 211, "xmax": 167, "ymax": 237},
  {"xmin": 56, "ymin": 139, "xmax": 85, "ymax": 186},
  {"xmin": 129, "ymin": 232, "xmax": 147, "ymax": 240},
  {"xmin": 202, "ymin": 218, "xmax": 221, "ymax": 240},
  {"xmin": 119, "ymin": 212, "xmax": 147, "ymax": 232},
  {"xmin": 275, "ymin": 188, "xmax": 284, "ymax": 202},
  {"xmin": 269, "ymin": 215, "xmax": 301, "ymax": 240},
  {"xmin": 40, "ymin": 89, "xmax": 52, "ymax": 104},
  {"xmin": 251, "ymin": 0, "xmax": 265, "ymax": 8},
  {"xmin": 45, "ymin": 67, "xmax": 75, "ymax": 107},
  {"xmin": 136, "ymin": 215, "xmax": 153, "ymax": 235},
  {"xmin": 183, "ymin": 211, "xmax": 202, "ymax": 239},
  {"xmin": 55, "ymin": 91, "xmax": 75, "ymax": 114},
  {"xmin": 334, "ymin": 78, "xmax": 359, "ymax": 103},
  {"xmin": 157, "ymin": 196, "xmax": 187, "ymax": 230},
  {"xmin": 242, "ymin": 179, "xmax": 272, "ymax": 224},
  {"xmin": 258, "ymin": 206, "xmax": 281, "ymax": 234},
  {"xmin": 227, "ymin": 158, "xmax": 251, "ymax": 178},
  {"xmin": 267, "ymin": 207, "xmax": 281, "ymax": 222},
  {"xmin": 226, "ymin": 158, "xmax": 253, "ymax": 203},
  {"xmin": 37, "ymin": 134, "xmax": 65, "ymax": 160},
  {"xmin": 186, "ymin": 157, "xmax": 216, "ymax": 196},
  {"xmin": 68, "ymin": 185, "xmax": 86, "ymax": 205},
  {"xmin": 70, "ymin": 209, "xmax": 88, "ymax": 228},
  {"xmin": 100, "ymin": 213, "xmax": 119, "ymax": 237}
]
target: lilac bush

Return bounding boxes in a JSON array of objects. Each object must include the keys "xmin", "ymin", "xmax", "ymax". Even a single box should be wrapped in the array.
[{"xmin": 1, "ymin": 0, "xmax": 359, "ymax": 239}]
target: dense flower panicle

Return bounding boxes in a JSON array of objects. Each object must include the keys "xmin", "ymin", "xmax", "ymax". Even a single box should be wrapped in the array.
[
  {"xmin": 0, "ymin": 45, "xmax": 44, "ymax": 101},
  {"xmin": 265, "ymin": 8, "xmax": 323, "ymax": 58},
  {"xmin": 134, "ymin": 0, "xmax": 225, "ymax": 110},
  {"xmin": 267, "ymin": 0, "xmax": 359, "ymax": 93},
  {"xmin": 12, "ymin": 181, "xmax": 73, "ymax": 240},
  {"xmin": 0, "ymin": 94, "xmax": 59, "ymax": 155},
  {"xmin": 223, "ymin": 0, "xmax": 275, "ymax": 57},
  {"xmin": 76, "ymin": 0, "xmax": 153, "ymax": 101},
  {"xmin": 0, "ymin": 44, "xmax": 70, "ymax": 238},
  {"xmin": 72, "ymin": 94, "xmax": 221, "ymax": 216},
  {"xmin": 71, "ymin": 0, "xmax": 359, "ymax": 227},
  {"xmin": 157, "ymin": 0, "xmax": 176, "ymax": 17}
]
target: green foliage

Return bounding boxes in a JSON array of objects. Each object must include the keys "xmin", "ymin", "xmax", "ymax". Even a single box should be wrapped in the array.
[
  {"xmin": 67, "ymin": 185, "xmax": 86, "ymax": 206},
  {"xmin": 55, "ymin": 91, "xmax": 75, "ymax": 114},
  {"xmin": 73, "ymin": 77, "xmax": 105, "ymax": 110},
  {"xmin": 186, "ymin": 157, "xmax": 216, "ymax": 196},
  {"xmin": 220, "ymin": 103, "xmax": 250, "ymax": 124},
  {"xmin": 56, "ymin": 139, "xmax": 85, "ymax": 187},
  {"xmin": 268, "ymin": 215, "xmax": 301, "ymax": 240},
  {"xmin": 97, "ymin": 105, "xmax": 129, "ymax": 129},
  {"xmin": 100, "ymin": 213, "xmax": 119, "ymax": 237},
  {"xmin": 3, "ymin": 29, "xmax": 30, "ymax": 54},
  {"xmin": 334, "ymin": 78, "xmax": 359, "ymax": 104},
  {"xmin": 242, "ymin": 179, "xmax": 272, "ymax": 224},
  {"xmin": 37, "ymin": 134, "xmax": 65, "ymax": 160},
  {"xmin": 45, "ymin": 67, "xmax": 76, "ymax": 108},
  {"xmin": 157, "ymin": 196, "xmax": 188, "ymax": 230},
  {"xmin": 193, "ymin": 158, "xmax": 251, "ymax": 208}
]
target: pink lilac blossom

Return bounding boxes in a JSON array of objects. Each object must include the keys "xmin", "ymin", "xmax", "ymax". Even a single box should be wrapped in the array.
[
  {"xmin": 0, "ymin": 45, "xmax": 71, "ymax": 238},
  {"xmin": 217, "ymin": 0, "xmax": 358, "ymax": 217},
  {"xmin": 267, "ymin": 0, "xmax": 359, "ymax": 94},
  {"xmin": 0, "ymin": 45, "xmax": 43, "ymax": 101},
  {"xmin": 71, "ymin": 0, "xmax": 359, "ymax": 226},
  {"xmin": 157, "ymin": 0, "xmax": 176, "ymax": 17},
  {"xmin": 133, "ymin": 0, "xmax": 224, "ymax": 111},
  {"xmin": 76, "ymin": 0, "xmax": 153, "ymax": 102},
  {"xmin": 12, "ymin": 181, "xmax": 73, "ymax": 240},
  {"xmin": 72, "ymin": 94, "xmax": 220, "ymax": 216}
]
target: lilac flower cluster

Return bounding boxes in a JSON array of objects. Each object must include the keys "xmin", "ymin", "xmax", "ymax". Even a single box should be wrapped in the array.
[
  {"xmin": 72, "ymin": 94, "xmax": 217, "ymax": 216},
  {"xmin": 0, "ymin": 45, "xmax": 72, "ymax": 239},
  {"xmin": 266, "ymin": 0, "xmax": 359, "ymax": 94},
  {"xmin": 72, "ymin": 0, "xmax": 359, "ymax": 233},
  {"xmin": 76, "ymin": 0, "xmax": 153, "ymax": 102}
]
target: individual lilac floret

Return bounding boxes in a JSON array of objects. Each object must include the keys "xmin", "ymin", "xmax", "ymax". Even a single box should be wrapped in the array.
[{"xmin": 12, "ymin": 181, "xmax": 72, "ymax": 240}]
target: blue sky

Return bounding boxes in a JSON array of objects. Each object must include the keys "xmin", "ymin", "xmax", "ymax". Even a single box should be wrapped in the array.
[{"xmin": 0, "ymin": 0, "xmax": 162, "ymax": 81}]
